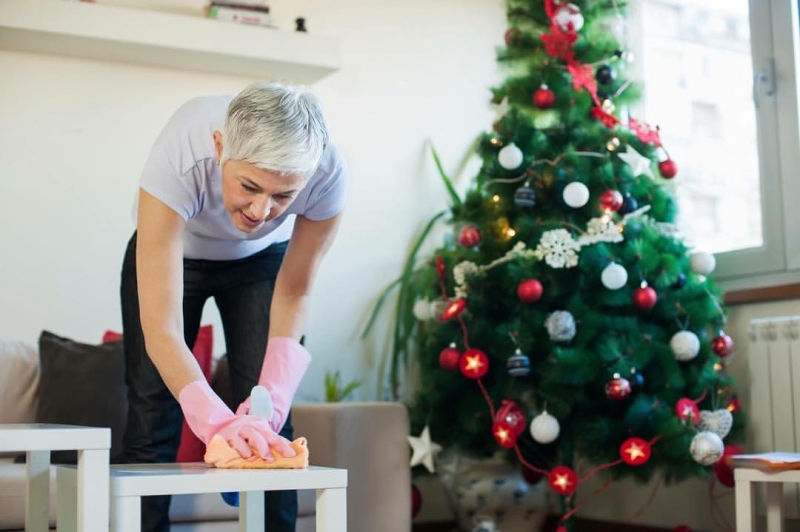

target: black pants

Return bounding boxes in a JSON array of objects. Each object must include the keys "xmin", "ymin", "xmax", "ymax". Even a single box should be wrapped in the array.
[{"xmin": 120, "ymin": 232, "xmax": 297, "ymax": 532}]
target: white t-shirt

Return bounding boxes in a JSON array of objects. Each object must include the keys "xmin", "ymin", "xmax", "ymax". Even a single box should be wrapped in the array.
[{"xmin": 136, "ymin": 95, "xmax": 347, "ymax": 260}]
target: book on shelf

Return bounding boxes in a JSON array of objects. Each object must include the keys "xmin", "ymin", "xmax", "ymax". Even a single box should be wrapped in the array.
[
  {"xmin": 206, "ymin": 5, "xmax": 274, "ymax": 27},
  {"xmin": 208, "ymin": 0, "xmax": 269, "ymax": 8},
  {"xmin": 207, "ymin": 1, "xmax": 270, "ymax": 13}
]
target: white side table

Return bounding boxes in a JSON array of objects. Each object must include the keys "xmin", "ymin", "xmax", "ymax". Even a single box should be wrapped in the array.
[
  {"xmin": 0, "ymin": 423, "xmax": 110, "ymax": 532},
  {"xmin": 56, "ymin": 462, "xmax": 347, "ymax": 532},
  {"xmin": 734, "ymin": 466, "xmax": 800, "ymax": 532}
]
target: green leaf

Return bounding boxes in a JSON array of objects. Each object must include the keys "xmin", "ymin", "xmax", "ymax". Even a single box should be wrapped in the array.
[{"xmin": 428, "ymin": 140, "xmax": 462, "ymax": 207}]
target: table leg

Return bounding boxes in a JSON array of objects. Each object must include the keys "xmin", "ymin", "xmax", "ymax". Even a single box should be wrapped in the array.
[
  {"xmin": 111, "ymin": 496, "xmax": 140, "ymax": 532},
  {"xmin": 766, "ymin": 482, "xmax": 785, "ymax": 532},
  {"xmin": 239, "ymin": 491, "xmax": 265, "ymax": 532},
  {"xmin": 56, "ymin": 467, "xmax": 77, "ymax": 532},
  {"xmin": 26, "ymin": 450, "xmax": 50, "ymax": 532},
  {"xmin": 315, "ymin": 487, "xmax": 346, "ymax": 532},
  {"xmin": 77, "ymin": 449, "xmax": 109, "ymax": 532},
  {"xmin": 735, "ymin": 477, "xmax": 754, "ymax": 532}
]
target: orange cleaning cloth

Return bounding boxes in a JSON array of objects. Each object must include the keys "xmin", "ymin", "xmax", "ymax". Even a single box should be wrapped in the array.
[{"xmin": 204, "ymin": 435, "xmax": 309, "ymax": 469}]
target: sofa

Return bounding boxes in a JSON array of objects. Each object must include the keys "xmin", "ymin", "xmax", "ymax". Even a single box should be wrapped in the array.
[{"xmin": 0, "ymin": 337, "xmax": 411, "ymax": 532}]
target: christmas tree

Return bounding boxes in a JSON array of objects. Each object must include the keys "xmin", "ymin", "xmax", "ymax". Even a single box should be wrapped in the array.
[{"xmin": 378, "ymin": 0, "xmax": 746, "ymax": 529}]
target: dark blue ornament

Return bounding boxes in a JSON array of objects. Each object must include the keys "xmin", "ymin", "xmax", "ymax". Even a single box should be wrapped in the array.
[
  {"xmin": 596, "ymin": 64, "xmax": 616, "ymax": 85},
  {"xmin": 507, "ymin": 349, "xmax": 531, "ymax": 377},
  {"xmin": 514, "ymin": 186, "xmax": 536, "ymax": 208},
  {"xmin": 618, "ymin": 193, "xmax": 638, "ymax": 215},
  {"xmin": 672, "ymin": 272, "xmax": 687, "ymax": 290}
]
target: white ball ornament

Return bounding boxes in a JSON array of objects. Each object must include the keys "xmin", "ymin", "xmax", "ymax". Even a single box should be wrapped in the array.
[
  {"xmin": 690, "ymin": 252, "xmax": 716, "ymax": 276},
  {"xmin": 690, "ymin": 431, "xmax": 725, "ymax": 466},
  {"xmin": 498, "ymin": 143, "xmax": 524, "ymax": 170},
  {"xmin": 563, "ymin": 182, "xmax": 590, "ymax": 208},
  {"xmin": 552, "ymin": 3, "xmax": 584, "ymax": 32},
  {"xmin": 530, "ymin": 411, "xmax": 560, "ymax": 444},
  {"xmin": 413, "ymin": 299, "xmax": 433, "ymax": 321},
  {"xmin": 698, "ymin": 409, "xmax": 733, "ymax": 440},
  {"xmin": 601, "ymin": 263, "xmax": 628, "ymax": 290},
  {"xmin": 670, "ymin": 331, "xmax": 701, "ymax": 361}
]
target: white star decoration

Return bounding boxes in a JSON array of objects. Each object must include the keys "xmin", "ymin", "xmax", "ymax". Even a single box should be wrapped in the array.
[
  {"xmin": 618, "ymin": 145, "xmax": 654, "ymax": 179},
  {"xmin": 493, "ymin": 96, "xmax": 511, "ymax": 122},
  {"xmin": 407, "ymin": 425, "xmax": 442, "ymax": 474}
]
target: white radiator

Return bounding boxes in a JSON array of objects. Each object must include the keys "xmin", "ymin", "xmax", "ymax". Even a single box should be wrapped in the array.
[{"xmin": 749, "ymin": 316, "xmax": 800, "ymax": 518}]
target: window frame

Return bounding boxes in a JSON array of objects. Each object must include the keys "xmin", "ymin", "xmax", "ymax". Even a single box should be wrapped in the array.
[{"xmin": 628, "ymin": 0, "xmax": 800, "ymax": 291}]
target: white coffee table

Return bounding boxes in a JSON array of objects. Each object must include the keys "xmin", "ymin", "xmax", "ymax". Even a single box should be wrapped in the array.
[
  {"xmin": 0, "ymin": 423, "xmax": 110, "ymax": 532},
  {"xmin": 56, "ymin": 462, "xmax": 347, "ymax": 532},
  {"xmin": 735, "ymin": 466, "xmax": 800, "ymax": 532}
]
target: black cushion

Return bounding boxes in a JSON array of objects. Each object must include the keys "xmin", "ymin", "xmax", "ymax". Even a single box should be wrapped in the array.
[{"xmin": 35, "ymin": 330, "xmax": 128, "ymax": 464}]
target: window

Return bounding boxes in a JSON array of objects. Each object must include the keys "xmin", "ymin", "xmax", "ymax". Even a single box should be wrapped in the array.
[{"xmin": 629, "ymin": 0, "xmax": 800, "ymax": 290}]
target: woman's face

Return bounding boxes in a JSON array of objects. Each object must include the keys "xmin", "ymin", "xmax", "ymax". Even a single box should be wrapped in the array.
[
  {"xmin": 220, "ymin": 159, "xmax": 305, "ymax": 233},
  {"xmin": 214, "ymin": 131, "xmax": 305, "ymax": 233}
]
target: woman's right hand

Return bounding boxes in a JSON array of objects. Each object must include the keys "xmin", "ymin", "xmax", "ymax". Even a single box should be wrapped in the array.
[{"xmin": 214, "ymin": 415, "xmax": 296, "ymax": 461}]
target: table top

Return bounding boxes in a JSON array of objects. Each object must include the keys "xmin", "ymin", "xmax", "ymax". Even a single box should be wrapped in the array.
[
  {"xmin": 56, "ymin": 462, "xmax": 348, "ymax": 496},
  {"xmin": 0, "ymin": 423, "xmax": 110, "ymax": 452}
]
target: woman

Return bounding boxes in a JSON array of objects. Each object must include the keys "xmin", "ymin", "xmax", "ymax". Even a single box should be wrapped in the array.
[{"xmin": 120, "ymin": 82, "xmax": 346, "ymax": 531}]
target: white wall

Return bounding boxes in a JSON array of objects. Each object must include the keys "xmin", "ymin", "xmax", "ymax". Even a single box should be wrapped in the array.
[{"xmin": 0, "ymin": 0, "xmax": 505, "ymax": 406}]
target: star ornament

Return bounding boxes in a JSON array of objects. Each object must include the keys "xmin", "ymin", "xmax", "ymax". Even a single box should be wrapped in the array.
[
  {"xmin": 407, "ymin": 425, "xmax": 443, "ymax": 473},
  {"xmin": 493, "ymin": 96, "xmax": 511, "ymax": 123},
  {"xmin": 618, "ymin": 145, "xmax": 654, "ymax": 179},
  {"xmin": 620, "ymin": 437, "xmax": 652, "ymax": 466},
  {"xmin": 547, "ymin": 465, "xmax": 578, "ymax": 495},
  {"xmin": 459, "ymin": 348, "xmax": 489, "ymax": 379}
]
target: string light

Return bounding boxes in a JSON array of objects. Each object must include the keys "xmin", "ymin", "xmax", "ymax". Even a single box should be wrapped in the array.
[
  {"xmin": 489, "ymin": 137, "xmax": 503, "ymax": 147},
  {"xmin": 505, "ymin": 227, "xmax": 517, "ymax": 239},
  {"xmin": 492, "ymin": 194, "xmax": 501, "ymax": 203},
  {"xmin": 606, "ymin": 137, "xmax": 621, "ymax": 152},
  {"xmin": 602, "ymin": 98, "xmax": 616, "ymax": 113}
]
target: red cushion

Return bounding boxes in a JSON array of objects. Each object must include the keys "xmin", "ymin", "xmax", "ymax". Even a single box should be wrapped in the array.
[{"xmin": 103, "ymin": 324, "xmax": 214, "ymax": 462}]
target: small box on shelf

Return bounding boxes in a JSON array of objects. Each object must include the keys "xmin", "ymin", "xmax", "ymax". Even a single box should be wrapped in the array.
[{"xmin": 205, "ymin": 2, "xmax": 274, "ymax": 28}]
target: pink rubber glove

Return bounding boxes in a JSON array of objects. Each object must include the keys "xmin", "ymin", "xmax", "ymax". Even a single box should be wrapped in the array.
[
  {"xmin": 179, "ymin": 380, "xmax": 296, "ymax": 460},
  {"xmin": 236, "ymin": 337, "xmax": 311, "ymax": 432}
]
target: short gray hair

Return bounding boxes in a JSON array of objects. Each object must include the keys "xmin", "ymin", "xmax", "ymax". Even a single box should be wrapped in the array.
[{"xmin": 221, "ymin": 81, "xmax": 329, "ymax": 178}]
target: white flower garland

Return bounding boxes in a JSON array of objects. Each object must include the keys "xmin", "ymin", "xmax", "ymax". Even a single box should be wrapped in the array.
[{"xmin": 453, "ymin": 206, "xmax": 660, "ymax": 295}]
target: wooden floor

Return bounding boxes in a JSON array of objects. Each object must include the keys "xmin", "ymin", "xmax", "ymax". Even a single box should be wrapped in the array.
[{"xmin": 413, "ymin": 516, "xmax": 675, "ymax": 531}]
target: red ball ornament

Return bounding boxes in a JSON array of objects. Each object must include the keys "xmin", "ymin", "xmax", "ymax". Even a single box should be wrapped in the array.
[
  {"xmin": 548, "ymin": 466, "xmax": 578, "ymax": 495},
  {"xmin": 533, "ymin": 85, "xmax": 556, "ymax": 110},
  {"xmin": 504, "ymin": 28, "xmax": 521, "ymax": 46},
  {"xmin": 620, "ymin": 437, "xmax": 652, "ymax": 466},
  {"xmin": 712, "ymin": 333, "xmax": 735, "ymax": 358},
  {"xmin": 439, "ymin": 344, "xmax": 461, "ymax": 371},
  {"xmin": 632, "ymin": 285, "xmax": 657, "ymax": 310},
  {"xmin": 458, "ymin": 225, "xmax": 482, "ymax": 248},
  {"xmin": 517, "ymin": 279, "xmax": 543, "ymax": 303},
  {"xmin": 715, "ymin": 444, "xmax": 743, "ymax": 488},
  {"xmin": 599, "ymin": 189, "xmax": 623, "ymax": 213},
  {"xmin": 496, "ymin": 400, "xmax": 526, "ymax": 437},
  {"xmin": 605, "ymin": 374, "xmax": 631, "ymax": 401},
  {"xmin": 411, "ymin": 484, "xmax": 423, "ymax": 518},
  {"xmin": 439, "ymin": 298, "xmax": 466, "ymax": 321},
  {"xmin": 675, "ymin": 398, "xmax": 700, "ymax": 424},
  {"xmin": 659, "ymin": 159, "xmax": 678, "ymax": 179},
  {"xmin": 459, "ymin": 348, "xmax": 489, "ymax": 379}
]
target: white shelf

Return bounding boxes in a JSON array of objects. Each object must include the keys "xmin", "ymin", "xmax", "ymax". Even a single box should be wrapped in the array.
[{"xmin": 0, "ymin": 0, "xmax": 341, "ymax": 83}]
